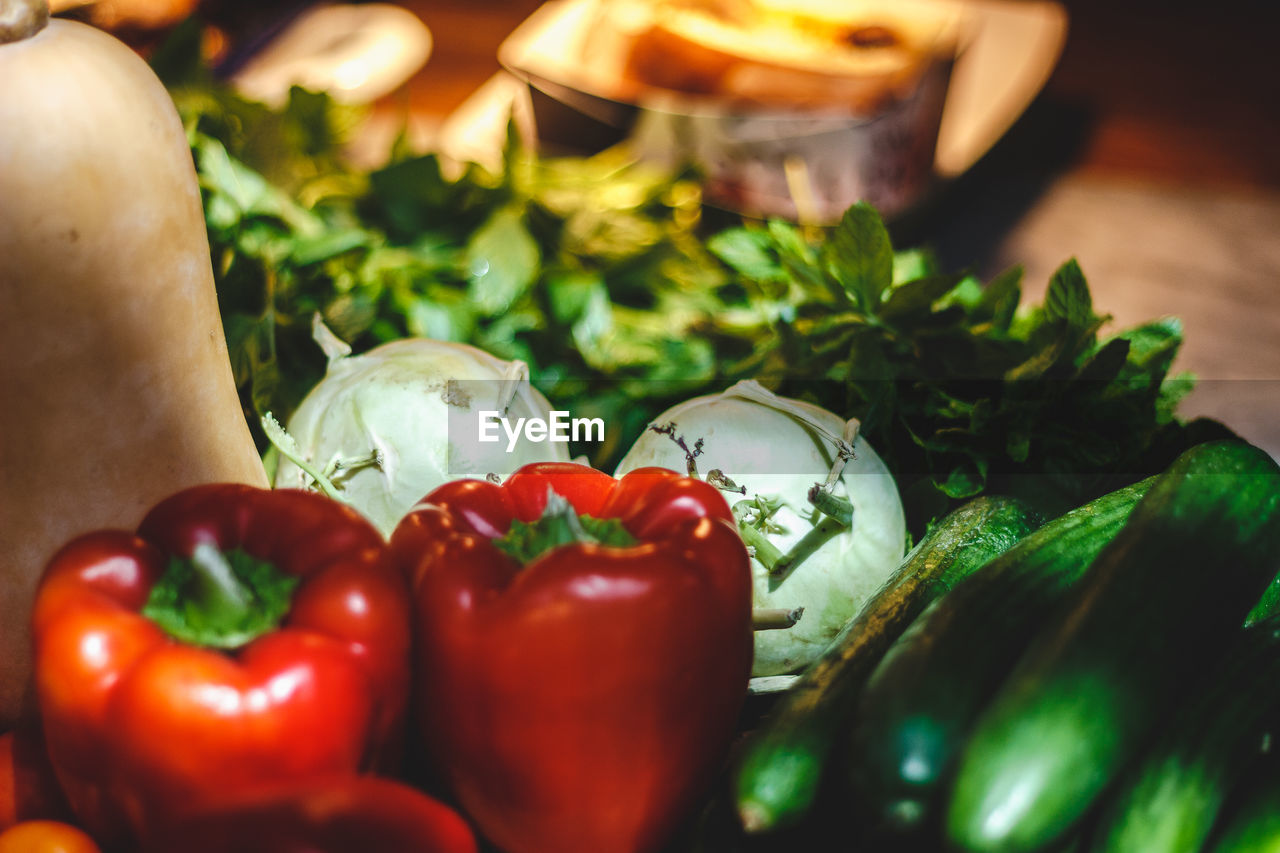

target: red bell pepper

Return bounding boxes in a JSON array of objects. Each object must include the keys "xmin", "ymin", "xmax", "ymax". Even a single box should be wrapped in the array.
[
  {"xmin": 31, "ymin": 484, "xmax": 411, "ymax": 847},
  {"xmin": 142, "ymin": 775, "xmax": 477, "ymax": 853},
  {"xmin": 0, "ymin": 820, "xmax": 101, "ymax": 853},
  {"xmin": 391, "ymin": 462, "xmax": 753, "ymax": 853},
  {"xmin": 0, "ymin": 727, "xmax": 70, "ymax": 832}
]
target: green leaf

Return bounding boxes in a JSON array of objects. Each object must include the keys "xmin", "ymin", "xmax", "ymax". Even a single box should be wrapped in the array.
[
  {"xmin": 1156, "ymin": 372, "xmax": 1196, "ymax": 422},
  {"xmin": 708, "ymin": 228, "xmax": 783, "ymax": 281},
  {"xmin": 1007, "ymin": 428, "xmax": 1032, "ymax": 464},
  {"xmin": 1044, "ymin": 259, "xmax": 1093, "ymax": 329},
  {"xmin": 465, "ymin": 207, "xmax": 540, "ymax": 315},
  {"xmin": 978, "ymin": 265, "xmax": 1024, "ymax": 331},
  {"xmin": 195, "ymin": 135, "xmax": 322, "ymax": 235},
  {"xmin": 826, "ymin": 203, "xmax": 894, "ymax": 310},
  {"xmin": 547, "ymin": 270, "xmax": 604, "ymax": 324},
  {"xmin": 764, "ymin": 220, "xmax": 829, "ymax": 296},
  {"xmin": 936, "ymin": 456, "xmax": 988, "ymax": 499},
  {"xmin": 1076, "ymin": 338, "xmax": 1131, "ymax": 385},
  {"xmin": 222, "ymin": 311, "xmax": 279, "ymax": 416},
  {"xmin": 402, "ymin": 291, "xmax": 473, "ymax": 341},
  {"xmin": 282, "ymin": 86, "xmax": 350, "ymax": 157},
  {"xmin": 1113, "ymin": 317, "xmax": 1183, "ymax": 380},
  {"xmin": 892, "ymin": 248, "xmax": 938, "ymax": 284},
  {"xmin": 290, "ymin": 228, "xmax": 373, "ymax": 266},
  {"xmin": 879, "ymin": 274, "xmax": 964, "ymax": 322},
  {"xmin": 571, "ymin": 283, "xmax": 614, "ymax": 361},
  {"xmin": 148, "ymin": 17, "xmax": 208, "ymax": 86}
]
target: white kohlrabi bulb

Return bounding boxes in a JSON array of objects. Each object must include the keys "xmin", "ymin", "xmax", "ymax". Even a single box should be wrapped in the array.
[
  {"xmin": 274, "ymin": 334, "xmax": 570, "ymax": 535},
  {"xmin": 614, "ymin": 381, "xmax": 905, "ymax": 676}
]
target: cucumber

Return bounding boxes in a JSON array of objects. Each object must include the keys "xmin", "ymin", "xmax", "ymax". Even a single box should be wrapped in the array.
[
  {"xmin": 844, "ymin": 476, "xmax": 1155, "ymax": 841},
  {"xmin": 947, "ymin": 440, "xmax": 1280, "ymax": 853},
  {"xmin": 1246, "ymin": 573, "xmax": 1280, "ymax": 625},
  {"xmin": 732, "ymin": 495, "xmax": 1041, "ymax": 834},
  {"xmin": 1088, "ymin": 615, "xmax": 1280, "ymax": 852},
  {"xmin": 1209, "ymin": 760, "xmax": 1280, "ymax": 853}
]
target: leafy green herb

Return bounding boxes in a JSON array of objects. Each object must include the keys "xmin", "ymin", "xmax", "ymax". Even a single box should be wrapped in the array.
[{"xmin": 156, "ymin": 41, "xmax": 1223, "ymax": 529}]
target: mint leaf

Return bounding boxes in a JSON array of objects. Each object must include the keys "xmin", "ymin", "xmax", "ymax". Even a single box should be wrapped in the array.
[
  {"xmin": 1044, "ymin": 259, "xmax": 1093, "ymax": 329},
  {"xmin": 879, "ymin": 274, "xmax": 964, "ymax": 322},
  {"xmin": 708, "ymin": 228, "xmax": 783, "ymax": 282},
  {"xmin": 1076, "ymin": 338, "xmax": 1132, "ymax": 385},
  {"xmin": 1114, "ymin": 318, "xmax": 1183, "ymax": 379},
  {"xmin": 937, "ymin": 457, "xmax": 988, "ymax": 499},
  {"xmin": 977, "ymin": 265, "xmax": 1024, "ymax": 331},
  {"xmin": 466, "ymin": 207, "xmax": 540, "ymax": 315},
  {"xmin": 892, "ymin": 248, "xmax": 938, "ymax": 284},
  {"xmin": 827, "ymin": 203, "xmax": 894, "ymax": 310}
]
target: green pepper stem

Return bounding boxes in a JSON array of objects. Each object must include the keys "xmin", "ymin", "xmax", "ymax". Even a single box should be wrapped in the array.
[
  {"xmin": 188, "ymin": 542, "xmax": 254, "ymax": 626},
  {"xmin": 492, "ymin": 488, "xmax": 637, "ymax": 565},
  {"xmin": 142, "ymin": 546, "xmax": 299, "ymax": 650}
]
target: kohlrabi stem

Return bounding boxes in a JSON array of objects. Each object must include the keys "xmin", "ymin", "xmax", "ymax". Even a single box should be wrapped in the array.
[
  {"xmin": 324, "ymin": 449, "xmax": 384, "ymax": 483},
  {"xmin": 738, "ymin": 521, "xmax": 788, "ymax": 572},
  {"xmin": 752, "ymin": 607, "xmax": 804, "ymax": 631},
  {"xmin": 261, "ymin": 412, "xmax": 347, "ymax": 502},
  {"xmin": 770, "ymin": 515, "xmax": 848, "ymax": 579},
  {"xmin": 649, "ymin": 422, "xmax": 703, "ymax": 477},
  {"xmin": 188, "ymin": 543, "xmax": 255, "ymax": 625},
  {"xmin": 807, "ymin": 418, "xmax": 858, "ymax": 524},
  {"xmin": 808, "ymin": 484, "xmax": 853, "ymax": 527},
  {"xmin": 0, "ymin": 0, "xmax": 48, "ymax": 44}
]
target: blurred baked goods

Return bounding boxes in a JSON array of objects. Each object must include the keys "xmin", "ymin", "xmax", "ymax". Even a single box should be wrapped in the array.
[
  {"xmin": 49, "ymin": 0, "xmax": 197, "ymax": 32},
  {"xmin": 586, "ymin": 0, "xmax": 965, "ymax": 112}
]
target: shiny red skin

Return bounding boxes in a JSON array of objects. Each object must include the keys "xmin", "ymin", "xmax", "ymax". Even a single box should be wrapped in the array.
[
  {"xmin": 392, "ymin": 462, "xmax": 754, "ymax": 853},
  {"xmin": 142, "ymin": 775, "xmax": 477, "ymax": 853},
  {"xmin": 30, "ymin": 485, "xmax": 412, "ymax": 848},
  {"xmin": 0, "ymin": 820, "xmax": 102, "ymax": 853},
  {"xmin": 0, "ymin": 727, "xmax": 70, "ymax": 832}
]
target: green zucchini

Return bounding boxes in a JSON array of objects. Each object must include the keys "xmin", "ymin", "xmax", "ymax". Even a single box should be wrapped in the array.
[
  {"xmin": 947, "ymin": 440, "xmax": 1280, "ymax": 853},
  {"xmin": 844, "ymin": 476, "xmax": 1155, "ymax": 841},
  {"xmin": 1088, "ymin": 615, "xmax": 1280, "ymax": 852},
  {"xmin": 1209, "ymin": 760, "xmax": 1280, "ymax": 853},
  {"xmin": 732, "ymin": 495, "xmax": 1041, "ymax": 834}
]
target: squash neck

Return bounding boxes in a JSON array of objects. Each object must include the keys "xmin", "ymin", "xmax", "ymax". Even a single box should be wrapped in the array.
[{"xmin": 0, "ymin": 0, "xmax": 49, "ymax": 45}]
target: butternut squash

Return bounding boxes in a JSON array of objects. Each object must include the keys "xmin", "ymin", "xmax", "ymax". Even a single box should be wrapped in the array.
[{"xmin": 0, "ymin": 0, "xmax": 268, "ymax": 728}]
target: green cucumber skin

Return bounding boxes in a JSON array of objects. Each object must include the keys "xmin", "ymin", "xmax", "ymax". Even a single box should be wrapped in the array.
[
  {"xmin": 1211, "ymin": 763, "xmax": 1280, "ymax": 853},
  {"xmin": 1246, "ymin": 573, "xmax": 1280, "ymax": 625},
  {"xmin": 947, "ymin": 440, "xmax": 1280, "ymax": 853},
  {"xmin": 845, "ymin": 477, "xmax": 1155, "ymax": 840},
  {"xmin": 733, "ymin": 495, "xmax": 1040, "ymax": 834},
  {"xmin": 1090, "ymin": 617, "xmax": 1280, "ymax": 853}
]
